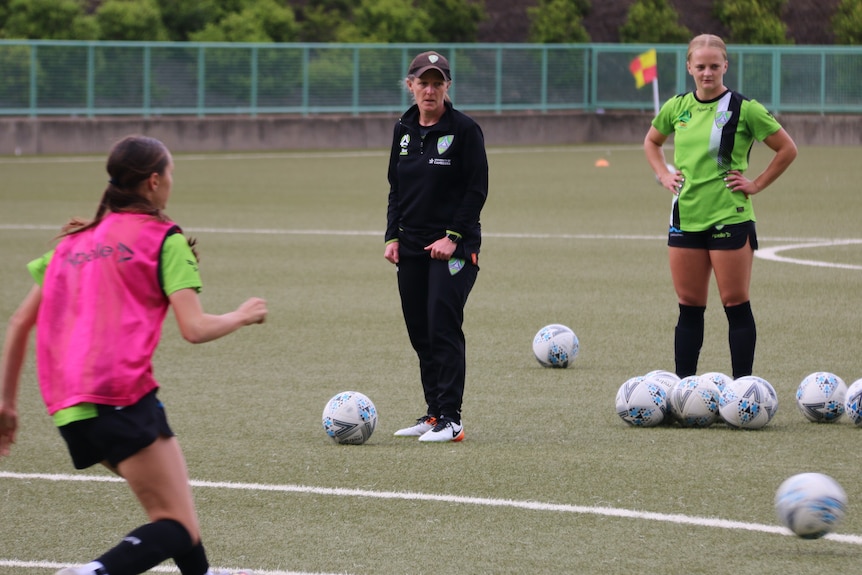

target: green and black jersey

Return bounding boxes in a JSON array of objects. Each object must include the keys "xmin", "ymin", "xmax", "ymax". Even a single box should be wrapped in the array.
[{"xmin": 652, "ymin": 90, "xmax": 782, "ymax": 232}]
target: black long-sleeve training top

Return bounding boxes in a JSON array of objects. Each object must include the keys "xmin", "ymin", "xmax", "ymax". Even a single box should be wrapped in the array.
[{"xmin": 386, "ymin": 101, "xmax": 489, "ymax": 259}]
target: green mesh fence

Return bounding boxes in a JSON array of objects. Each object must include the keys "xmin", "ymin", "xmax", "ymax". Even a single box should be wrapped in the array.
[{"xmin": 0, "ymin": 41, "xmax": 859, "ymax": 117}]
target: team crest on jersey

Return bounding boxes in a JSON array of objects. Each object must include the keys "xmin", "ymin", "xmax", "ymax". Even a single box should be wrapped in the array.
[
  {"xmin": 714, "ymin": 111, "xmax": 733, "ymax": 128},
  {"xmin": 400, "ymin": 134, "xmax": 410, "ymax": 155},
  {"xmin": 437, "ymin": 135, "xmax": 454, "ymax": 155}
]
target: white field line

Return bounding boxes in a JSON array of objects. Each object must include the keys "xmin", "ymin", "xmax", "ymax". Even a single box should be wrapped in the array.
[
  {"xmin": 3, "ymin": 224, "xmax": 862, "ymax": 271},
  {"xmin": 0, "ymin": 560, "xmax": 343, "ymax": 575},
  {"xmin": 0, "ymin": 223, "xmax": 664, "ymax": 241},
  {"xmin": 1, "ymin": 223, "xmax": 860, "ymax": 244},
  {"xmin": 0, "ymin": 145, "xmax": 646, "ymax": 165},
  {"xmin": 1, "ymin": 471, "xmax": 860, "ymax": 547},
  {"xmin": 756, "ymin": 239, "xmax": 862, "ymax": 270}
]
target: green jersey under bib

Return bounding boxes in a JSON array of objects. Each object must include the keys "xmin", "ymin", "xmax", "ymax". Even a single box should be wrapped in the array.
[{"xmin": 652, "ymin": 90, "xmax": 782, "ymax": 232}]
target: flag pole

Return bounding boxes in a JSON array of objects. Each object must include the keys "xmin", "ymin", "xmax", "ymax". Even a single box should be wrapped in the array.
[{"xmin": 651, "ymin": 78, "xmax": 660, "ymax": 116}]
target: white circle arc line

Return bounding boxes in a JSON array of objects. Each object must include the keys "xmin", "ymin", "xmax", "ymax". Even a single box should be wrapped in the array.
[{"xmin": 756, "ymin": 240, "xmax": 862, "ymax": 270}]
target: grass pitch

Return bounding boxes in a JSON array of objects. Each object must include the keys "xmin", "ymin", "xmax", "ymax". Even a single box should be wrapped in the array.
[{"xmin": 1, "ymin": 144, "xmax": 862, "ymax": 575}]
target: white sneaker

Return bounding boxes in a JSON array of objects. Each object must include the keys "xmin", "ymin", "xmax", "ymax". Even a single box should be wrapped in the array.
[
  {"xmin": 394, "ymin": 415, "xmax": 437, "ymax": 437},
  {"xmin": 418, "ymin": 417, "xmax": 465, "ymax": 442}
]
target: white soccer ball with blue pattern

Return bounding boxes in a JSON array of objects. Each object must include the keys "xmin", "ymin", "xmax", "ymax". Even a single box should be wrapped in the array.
[
  {"xmin": 615, "ymin": 376, "xmax": 667, "ymax": 427},
  {"xmin": 844, "ymin": 378, "xmax": 862, "ymax": 427},
  {"xmin": 322, "ymin": 391, "xmax": 378, "ymax": 445},
  {"xmin": 743, "ymin": 375, "xmax": 779, "ymax": 422},
  {"xmin": 775, "ymin": 472, "xmax": 847, "ymax": 539},
  {"xmin": 532, "ymin": 324, "xmax": 579, "ymax": 368},
  {"xmin": 719, "ymin": 376, "xmax": 776, "ymax": 429},
  {"xmin": 796, "ymin": 371, "xmax": 847, "ymax": 423},
  {"xmin": 643, "ymin": 369, "xmax": 679, "ymax": 396},
  {"xmin": 668, "ymin": 375, "xmax": 720, "ymax": 428},
  {"xmin": 699, "ymin": 371, "xmax": 733, "ymax": 395}
]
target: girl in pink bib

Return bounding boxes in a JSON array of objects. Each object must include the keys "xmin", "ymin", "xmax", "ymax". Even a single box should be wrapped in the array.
[{"xmin": 0, "ymin": 135, "xmax": 267, "ymax": 575}]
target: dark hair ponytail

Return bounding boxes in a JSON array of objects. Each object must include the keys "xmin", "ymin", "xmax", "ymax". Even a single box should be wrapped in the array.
[{"xmin": 62, "ymin": 135, "xmax": 172, "ymax": 237}]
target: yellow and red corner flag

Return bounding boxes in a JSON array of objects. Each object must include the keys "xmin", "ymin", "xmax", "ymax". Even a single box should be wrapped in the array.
[{"xmin": 629, "ymin": 49, "xmax": 657, "ymax": 89}]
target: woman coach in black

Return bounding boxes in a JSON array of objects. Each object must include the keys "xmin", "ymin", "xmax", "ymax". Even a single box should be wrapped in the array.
[{"xmin": 384, "ymin": 50, "xmax": 489, "ymax": 443}]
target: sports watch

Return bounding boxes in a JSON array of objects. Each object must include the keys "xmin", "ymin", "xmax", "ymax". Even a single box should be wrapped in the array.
[{"xmin": 446, "ymin": 232, "xmax": 460, "ymax": 243}]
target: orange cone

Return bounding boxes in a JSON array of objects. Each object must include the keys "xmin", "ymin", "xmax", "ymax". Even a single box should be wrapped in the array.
[{"xmin": 595, "ymin": 158, "xmax": 610, "ymax": 167}]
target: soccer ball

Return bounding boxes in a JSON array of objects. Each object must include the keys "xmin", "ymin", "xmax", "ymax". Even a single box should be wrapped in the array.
[
  {"xmin": 322, "ymin": 391, "xmax": 378, "ymax": 445},
  {"xmin": 644, "ymin": 369, "xmax": 679, "ymax": 396},
  {"xmin": 844, "ymin": 378, "xmax": 862, "ymax": 427},
  {"xmin": 796, "ymin": 372, "xmax": 847, "ymax": 423},
  {"xmin": 668, "ymin": 375, "xmax": 720, "ymax": 428},
  {"xmin": 775, "ymin": 472, "xmax": 848, "ymax": 539},
  {"xmin": 719, "ymin": 376, "xmax": 776, "ymax": 429},
  {"xmin": 699, "ymin": 372, "xmax": 733, "ymax": 395},
  {"xmin": 532, "ymin": 324, "xmax": 579, "ymax": 368},
  {"xmin": 742, "ymin": 375, "xmax": 779, "ymax": 422},
  {"xmin": 615, "ymin": 376, "xmax": 667, "ymax": 427}
]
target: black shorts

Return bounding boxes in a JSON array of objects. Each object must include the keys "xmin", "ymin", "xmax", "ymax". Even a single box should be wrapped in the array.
[
  {"xmin": 58, "ymin": 389, "xmax": 175, "ymax": 469},
  {"xmin": 667, "ymin": 221, "xmax": 758, "ymax": 250}
]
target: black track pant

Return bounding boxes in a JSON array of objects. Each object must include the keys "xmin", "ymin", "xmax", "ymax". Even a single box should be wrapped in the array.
[{"xmin": 397, "ymin": 255, "xmax": 478, "ymax": 421}]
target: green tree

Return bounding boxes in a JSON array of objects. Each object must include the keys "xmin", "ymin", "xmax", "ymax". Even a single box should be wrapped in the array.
[
  {"xmin": 0, "ymin": 0, "xmax": 9, "ymax": 28},
  {"xmin": 192, "ymin": 11, "xmax": 270, "ymax": 42},
  {"xmin": 2, "ymin": 0, "xmax": 98, "ymax": 39},
  {"xmin": 211, "ymin": 0, "xmax": 259, "ymax": 18},
  {"xmin": 715, "ymin": 0, "xmax": 791, "ymax": 44},
  {"xmin": 190, "ymin": 0, "xmax": 297, "ymax": 42},
  {"xmin": 96, "ymin": 0, "xmax": 169, "ymax": 41},
  {"xmin": 527, "ymin": 0, "xmax": 591, "ymax": 43},
  {"xmin": 155, "ymin": 0, "xmax": 221, "ymax": 41},
  {"xmin": 340, "ymin": 0, "xmax": 434, "ymax": 43},
  {"xmin": 833, "ymin": 0, "xmax": 862, "ymax": 44},
  {"xmin": 619, "ymin": 0, "xmax": 690, "ymax": 43},
  {"xmin": 296, "ymin": 0, "xmax": 354, "ymax": 42},
  {"xmin": 426, "ymin": 0, "xmax": 486, "ymax": 42}
]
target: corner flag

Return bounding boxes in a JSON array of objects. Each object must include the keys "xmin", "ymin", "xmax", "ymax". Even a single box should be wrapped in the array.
[{"xmin": 629, "ymin": 49, "xmax": 657, "ymax": 89}]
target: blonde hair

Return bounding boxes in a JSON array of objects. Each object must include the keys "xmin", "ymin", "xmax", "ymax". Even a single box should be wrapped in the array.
[{"xmin": 687, "ymin": 34, "xmax": 727, "ymax": 62}]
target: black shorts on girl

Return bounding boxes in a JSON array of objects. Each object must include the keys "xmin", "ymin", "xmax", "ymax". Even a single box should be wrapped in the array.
[
  {"xmin": 667, "ymin": 221, "xmax": 758, "ymax": 250},
  {"xmin": 58, "ymin": 389, "xmax": 175, "ymax": 469}
]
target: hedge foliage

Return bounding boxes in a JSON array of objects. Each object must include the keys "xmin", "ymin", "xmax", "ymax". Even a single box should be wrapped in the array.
[{"xmin": 0, "ymin": 0, "xmax": 858, "ymax": 44}]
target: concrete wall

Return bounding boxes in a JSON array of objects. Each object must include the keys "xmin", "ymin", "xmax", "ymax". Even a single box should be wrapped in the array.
[{"xmin": 1, "ymin": 111, "xmax": 859, "ymax": 156}]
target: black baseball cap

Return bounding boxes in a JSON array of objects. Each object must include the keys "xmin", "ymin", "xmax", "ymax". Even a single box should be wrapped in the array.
[{"xmin": 408, "ymin": 51, "xmax": 451, "ymax": 81}]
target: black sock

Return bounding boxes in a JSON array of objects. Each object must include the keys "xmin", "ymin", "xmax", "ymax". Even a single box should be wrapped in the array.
[
  {"xmin": 97, "ymin": 519, "xmax": 193, "ymax": 575},
  {"xmin": 174, "ymin": 541, "xmax": 210, "ymax": 575},
  {"xmin": 725, "ymin": 301, "xmax": 756, "ymax": 379},
  {"xmin": 675, "ymin": 304, "xmax": 706, "ymax": 378}
]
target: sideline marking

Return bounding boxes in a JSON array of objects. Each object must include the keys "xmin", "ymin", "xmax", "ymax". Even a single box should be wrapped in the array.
[{"xmin": 1, "ymin": 470, "xmax": 860, "ymax": 546}]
